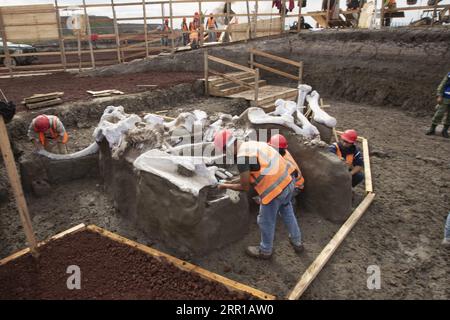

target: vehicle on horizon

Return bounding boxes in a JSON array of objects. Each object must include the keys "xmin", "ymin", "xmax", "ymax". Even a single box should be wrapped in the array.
[{"xmin": 0, "ymin": 38, "xmax": 38, "ymax": 67}]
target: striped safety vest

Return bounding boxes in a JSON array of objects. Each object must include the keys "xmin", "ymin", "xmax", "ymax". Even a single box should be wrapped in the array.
[
  {"xmin": 238, "ymin": 141, "xmax": 292, "ymax": 205},
  {"xmin": 333, "ymin": 142, "xmax": 353, "ymax": 167},
  {"xmin": 283, "ymin": 150, "xmax": 305, "ymax": 190},
  {"xmin": 34, "ymin": 115, "xmax": 68, "ymax": 146}
]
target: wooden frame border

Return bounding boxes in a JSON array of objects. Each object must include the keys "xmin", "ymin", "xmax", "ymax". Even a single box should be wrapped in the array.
[
  {"xmin": 287, "ymin": 133, "xmax": 375, "ymax": 299},
  {"xmin": 0, "ymin": 223, "xmax": 275, "ymax": 300}
]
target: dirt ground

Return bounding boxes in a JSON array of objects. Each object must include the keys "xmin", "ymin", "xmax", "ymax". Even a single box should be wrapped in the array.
[
  {"xmin": 0, "ymin": 71, "xmax": 202, "ymax": 112},
  {"xmin": 1, "ymin": 97, "xmax": 449, "ymax": 299}
]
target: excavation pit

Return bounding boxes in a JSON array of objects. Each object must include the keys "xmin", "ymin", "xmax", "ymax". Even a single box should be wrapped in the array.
[{"xmin": 3, "ymin": 84, "xmax": 358, "ymax": 298}]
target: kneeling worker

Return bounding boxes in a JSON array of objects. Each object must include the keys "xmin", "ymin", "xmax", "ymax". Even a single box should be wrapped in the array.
[
  {"xmin": 268, "ymin": 134, "xmax": 305, "ymax": 192},
  {"xmin": 329, "ymin": 129, "xmax": 364, "ymax": 187},
  {"xmin": 28, "ymin": 114, "xmax": 68, "ymax": 154},
  {"xmin": 215, "ymin": 129, "xmax": 303, "ymax": 259}
]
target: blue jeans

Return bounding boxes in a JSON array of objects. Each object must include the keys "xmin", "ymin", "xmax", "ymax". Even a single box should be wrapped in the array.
[
  {"xmin": 445, "ymin": 212, "xmax": 450, "ymax": 239},
  {"xmin": 208, "ymin": 30, "xmax": 217, "ymax": 42},
  {"xmin": 352, "ymin": 171, "xmax": 364, "ymax": 187},
  {"xmin": 257, "ymin": 181, "xmax": 302, "ymax": 254}
]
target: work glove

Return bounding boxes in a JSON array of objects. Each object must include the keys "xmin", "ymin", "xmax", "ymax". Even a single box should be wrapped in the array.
[{"xmin": 0, "ymin": 101, "xmax": 16, "ymax": 124}]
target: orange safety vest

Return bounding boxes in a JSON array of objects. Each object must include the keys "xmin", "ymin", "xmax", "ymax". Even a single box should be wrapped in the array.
[
  {"xmin": 238, "ymin": 141, "xmax": 292, "ymax": 205},
  {"xmin": 333, "ymin": 142, "xmax": 353, "ymax": 167},
  {"xmin": 207, "ymin": 17, "xmax": 216, "ymax": 28},
  {"xmin": 35, "ymin": 116, "xmax": 68, "ymax": 146},
  {"xmin": 182, "ymin": 22, "xmax": 189, "ymax": 32},
  {"xmin": 283, "ymin": 150, "xmax": 305, "ymax": 190}
]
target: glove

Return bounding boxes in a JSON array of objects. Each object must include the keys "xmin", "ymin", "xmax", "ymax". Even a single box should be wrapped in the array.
[{"xmin": 0, "ymin": 101, "xmax": 16, "ymax": 124}]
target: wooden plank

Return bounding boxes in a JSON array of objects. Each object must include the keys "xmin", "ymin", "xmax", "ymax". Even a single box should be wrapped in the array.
[
  {"xmin": 287, "ymin": 192, "xmax": 376, "ymax": 300},
  {"xmin": 250, "ymin": 48, "xmax": 301, "ymax": 67},
  {"xmin": 24, "ymin": 92, "xmax": 64, "ymax": 102},
  {"xmin": 209, "ymin": 69, "xmax": 254, "ymax": 90},
  {"xmin": 0, "ymin": 116, "xmax": 38, "ymax": 257},
  {"xmin": 208, "ymin": 55, "xmax": 255, "ymax": 74},
  {"xmin": 251, "ymin": 61, "xmax": 299, "ymax": 81},
  {"xmin": 26, "ymin": 98, "xmax": 62, "ymax": 109},
  {"xmin": 86, "ymin": 225, "xmax": 276, "ymax": 300},
  {"xmin": 362, "ymin": 138, "xmax": 373, "ymax": 194}
]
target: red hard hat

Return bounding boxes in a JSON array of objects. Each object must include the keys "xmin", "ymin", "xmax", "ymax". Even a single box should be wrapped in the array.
[
  {"xmin": 214, "ymin": 129, "xmax": 235, "ymax": 151},
  {"xmin": 34, "ymin": 115, "xmax": 50, "ymax": 132},
  {"xmin": 268, "ymin": 134, "xmax": 288, "ymax": 149},
  {"xmin": 341, "ymin": 129, "xmax": 358, "ymax": 144}
]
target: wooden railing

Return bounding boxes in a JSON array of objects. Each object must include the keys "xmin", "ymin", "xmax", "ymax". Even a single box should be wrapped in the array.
[
  {"xmin": 249, "ymin": 48, "xmax": 303, "ymax": 84},
  {"xmin": 204, "ymin": 51, "xmax": 259, "ymax": 104}
]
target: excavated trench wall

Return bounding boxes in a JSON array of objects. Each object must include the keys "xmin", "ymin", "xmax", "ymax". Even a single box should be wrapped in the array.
[
  {"xmin": 12, "ymin": 84, "xmax": 353, "ymax": 255},
  {"xmin": 87, "ymin": 28, "xmax": 450, "ymax": 114}
]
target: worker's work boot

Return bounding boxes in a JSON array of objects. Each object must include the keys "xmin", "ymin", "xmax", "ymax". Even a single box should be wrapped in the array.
[
  {"xmin": 442, "ymin": 238, "xmax": 450, "ymax": 248},
  {"xmin": 289, "ymin": 238, "xmax": 304, "ymax": 254},
  {"xmin": 425, "ymin": 124, "xmax": 437, "ymax": 135},
  {"xmin": 245, "ymin": 246, "xmax": 272, "ymax": 260},
  {"xmin": 442, "ymin": 126, "xmax": 449, "ymax": 138}
]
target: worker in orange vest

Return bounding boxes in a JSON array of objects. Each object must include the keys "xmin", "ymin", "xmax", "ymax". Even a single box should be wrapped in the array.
[
  {"xmin": 329, "ymin": 129, "xmax": 364, "ymax": 187},
  {"xmin": 28, "ymin": 114, "xmax": 68, "ymax": 154},
  {"xmin": 268, "ymin": 134, "xmax": 305, "ymax": 193},
  {"xmin": 189, "ymin": 19, "xmax": 199, "ymax": 49},
  {"xmin": 205, "ymin": 13, "xmax": 218, "ymax": 42},
  {"xmin": 181, "ymin": 17, "xmax": 189, "ymax": 46},
  {"xmin": 215, "ymin": 129, "xmax": 303, "ymax": 259},
  {"xmin": 159, "ymin": 18, "xmax": 171, "ymax": 47}
]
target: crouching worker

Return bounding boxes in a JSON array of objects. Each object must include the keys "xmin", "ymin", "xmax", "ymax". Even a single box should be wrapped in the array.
[
  {"xmin": 329, "ymin": 129, "xmax": 364, "ymax": 187},
  {"xmin": 28, "ymin": 114, "xmax": 68, "ymax": 154},
  {"xmin": 268, "ymin": 134, "xmax": 305, "ymax": 198},
  {"xmin": 215, "ymin": 129, "xmax": 303, "ymax": 259}
]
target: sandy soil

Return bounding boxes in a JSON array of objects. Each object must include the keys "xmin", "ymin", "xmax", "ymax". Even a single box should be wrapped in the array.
[{"xmin": 1, "ymin": 98, "xmax": 449, "ymax": 299}]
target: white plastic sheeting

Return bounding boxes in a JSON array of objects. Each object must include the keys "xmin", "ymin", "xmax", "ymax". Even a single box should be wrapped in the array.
[
  {"xmin": 134, "ymin": 149, "xmax": 218, "ymax": 196},
  {"xmin": 93, "ymin": 106, "xmax": 141, "ymax": 148}
]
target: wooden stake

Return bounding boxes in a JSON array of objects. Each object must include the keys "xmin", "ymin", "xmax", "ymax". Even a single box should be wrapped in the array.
[
  {"xmin": 0, "ymin": 116, "xmax": 38, "ymax": 257},
  {"xmin": 297, "ymin": 0, "xmax": 302, "ymax": 33},
  {"xmin": 82, "ymin": 0, "xmax": 96, "ymax": 68},
  {"xmin": 280, "ymin": 1, "xmax": 286, "ymax": 34},
  {"xmin": 54, "ymin": 0, "xmax": 67, "ymax": 71},
  {"xmin": 0, "ymin": 8, "xmax": 13, "ymax": 78},
  {"xmin": 287, "ymin": 192, "xmax": 376, "ymax": 300},
  {"xmin": 111, "ymin": 0, "xmax": 121, "ymax": 63},
  {"xmin": 169, "ymin": 0, "xmax": 175, "ymax": 52},
  {"xmin": 142, "ymin": 0, "xmax": 149, "ymax": 57},
  {"xmin": 204, "ymin": 50, "xmax": 209, "ymax": 96},
  {"xmin": 254, "ymin": 68, "xmax": 259, "ymax": 106},
  {"xmin": 298, "ymin": 61, "xmax": 303, "ymax": 84},
  {"xmin": 246, "ymin": 0, "xmax": 251, "ymax": 39},
  {"xmin": 380, "ymin": 0, "xmax": 385, "ymax": 27},
  {"xmin": 77, "ymin": 31, "xmax": 82, "ymax": 72},
  {"xmin": 326, "ymin": 0, "xmax": 331, "ymax": 28}
]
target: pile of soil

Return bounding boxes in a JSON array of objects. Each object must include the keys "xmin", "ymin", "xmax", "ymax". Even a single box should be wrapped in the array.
[
  {"xmin": 0, "ymin": 229, "xmax": 250, "ymax": 300},
  {"xmin": 0, "ymin": 71, "xmax": 202, "ymax": 112}
]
